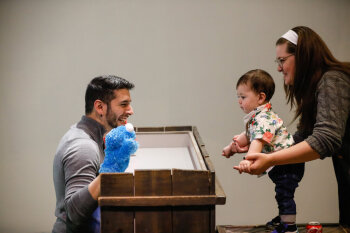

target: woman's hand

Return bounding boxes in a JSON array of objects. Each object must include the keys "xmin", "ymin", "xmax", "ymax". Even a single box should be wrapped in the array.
[
  {"xmin": 233, "ymin": 159, "xmax": 253, "ymax": 174},
  {"xmin": 238, "ymin": 153, "xmax": 272, "ymax": 175}
]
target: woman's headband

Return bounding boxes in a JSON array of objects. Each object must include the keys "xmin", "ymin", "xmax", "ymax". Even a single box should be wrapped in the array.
[{"xmin": 281, "ymin": 30, "xmax": 298, "ymax": 45}]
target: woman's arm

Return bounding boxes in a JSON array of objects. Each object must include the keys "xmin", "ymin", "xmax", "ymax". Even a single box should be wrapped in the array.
[
  {"xmin": 305, "ymin": 71, "xmax": 350, "ymax": 158},
  {"xmin": 244, "ymin": 141, "xmax": 320, "ymax": 175},
  {"xmin": 233, "ymin": 139, "xmax": 264, "ymax": 173},
  {"xmin": 242, "ymin": 71, "xmax": 349, "ymax": 175}
]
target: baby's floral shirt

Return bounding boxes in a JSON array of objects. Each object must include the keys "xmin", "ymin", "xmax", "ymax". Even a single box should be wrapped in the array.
[{"xmin": 246, "ymin": 102, "xmax": 294, "ymax": 153}]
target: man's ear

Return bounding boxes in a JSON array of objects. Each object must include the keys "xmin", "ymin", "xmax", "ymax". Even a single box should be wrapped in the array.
[
  {"xmin": 258, "ymin": 92, "xmax": 267, "ymax": 105},
  {"xmin": 93, "ymin": 99, "xmax": 106, "ymax": 116}
]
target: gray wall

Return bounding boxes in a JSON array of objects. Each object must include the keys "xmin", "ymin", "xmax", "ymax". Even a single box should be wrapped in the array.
[{"xmin": 1, "ymin": 0, "xmax": 349, "ymax": 232}]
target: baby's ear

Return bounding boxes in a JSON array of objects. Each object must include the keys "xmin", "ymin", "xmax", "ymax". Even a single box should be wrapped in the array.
[{"xmin": 258, "ymin": 92, "xmax": 267, "ymax": 104}]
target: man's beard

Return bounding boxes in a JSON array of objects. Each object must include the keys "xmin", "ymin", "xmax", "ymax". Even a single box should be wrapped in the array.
[
  {"xmin": 106, "ymin": 105, "xmax": 119, "ymax": 129},
  {"xmin": 106, "ymin": 104, "xmax": 127, "ymax": 129}
]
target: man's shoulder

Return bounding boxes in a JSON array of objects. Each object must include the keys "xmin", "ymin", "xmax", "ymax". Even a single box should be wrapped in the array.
[
  {"xmin": 55, "ymin": 124, "xmax": 99, "ymax": 159},
  {"xmin": 62, "ymin": 124, "xmax": 94, "ymax": 141}
]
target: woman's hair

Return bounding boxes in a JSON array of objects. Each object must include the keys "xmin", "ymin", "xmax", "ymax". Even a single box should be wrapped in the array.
[
  {"xmin": 85, "ymin": 75, "xmax": 135, "ymax": 114},
  {"xmin": 236, "ymin": 69, "xmax": 275, "ymax": 101},
  {"xmin": 276, "ymin": 26, "xmax": 350, "ymax": 134}
]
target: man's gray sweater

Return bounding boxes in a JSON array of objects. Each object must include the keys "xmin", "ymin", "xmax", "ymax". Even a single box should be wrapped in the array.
[{"xmin": 52, "ymin": 116, "xmax": 105, "ymax": 233}]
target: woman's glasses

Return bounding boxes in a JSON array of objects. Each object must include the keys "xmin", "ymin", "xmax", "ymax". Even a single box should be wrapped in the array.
[{"xmin": 275, "ymin": 54, "xmax": 294, "ymax": 67}]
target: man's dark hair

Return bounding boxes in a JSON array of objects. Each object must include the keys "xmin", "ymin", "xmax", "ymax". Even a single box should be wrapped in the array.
[
  {"xmin": 85, "ymin": 75, "xmax": 135, "ymax": 114},
  {"xmin": 236, "ymin": 69, "xmax": 275, "ymax": 101}
]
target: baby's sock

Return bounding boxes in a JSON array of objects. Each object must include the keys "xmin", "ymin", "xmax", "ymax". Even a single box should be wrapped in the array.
[{"xmin": 280, "ymin": 214, "xmax": 296, "ymax": 225}]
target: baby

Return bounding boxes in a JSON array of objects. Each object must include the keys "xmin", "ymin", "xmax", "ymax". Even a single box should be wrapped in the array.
[{"xmin": 222, "ymin": 69, "xmax": 303, "ymax": 233}]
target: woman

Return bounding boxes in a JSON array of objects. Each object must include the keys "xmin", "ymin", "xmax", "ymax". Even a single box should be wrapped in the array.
[{"xmin": 235, "ymin": 26, "xmax": 350, "ymax": 227}]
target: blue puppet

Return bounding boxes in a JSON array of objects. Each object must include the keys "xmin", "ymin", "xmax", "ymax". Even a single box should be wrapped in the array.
[
  {"xmin": 99, "ymin": 123, "xmax": 139, "ymax": 173},
  {"xmin": 90, "ymin": 123, "xmax": 139, "ymax": 233}
]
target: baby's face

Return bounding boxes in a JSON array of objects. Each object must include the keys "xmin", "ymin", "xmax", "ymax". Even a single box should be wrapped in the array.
[{"xmin": 236, "ymin": 84, "xmax": 261, "ymax": 114}]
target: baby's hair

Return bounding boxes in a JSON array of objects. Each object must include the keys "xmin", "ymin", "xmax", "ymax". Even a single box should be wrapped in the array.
[{"xmin": 236, "ymin": 69, "xmax": 275, "ymax": 101}]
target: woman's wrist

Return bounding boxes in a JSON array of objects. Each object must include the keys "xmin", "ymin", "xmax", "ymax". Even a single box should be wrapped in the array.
[{"xmin": 268, "ymin": 152, "xmax": 279, "ymax": 167}]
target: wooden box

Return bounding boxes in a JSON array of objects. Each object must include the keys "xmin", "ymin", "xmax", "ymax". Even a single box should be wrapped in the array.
[{"xmin": 99, "ymin": 126, "xmax": 226, "ymax": 233}]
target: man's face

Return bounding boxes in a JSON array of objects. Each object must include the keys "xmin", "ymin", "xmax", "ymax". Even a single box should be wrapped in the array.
[{"xmin": 105, "ymin": 89, "xmax": 134, "ymax": 131}]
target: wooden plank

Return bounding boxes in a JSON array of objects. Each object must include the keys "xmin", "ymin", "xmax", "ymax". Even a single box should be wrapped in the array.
[
  {"xmin": 210, "ymin": 206, "xmax": 215, "ymax": 233},
  {"xmin": 100, "ymin": 206, "xmax": 134, "ymax": 233},
  {"xmin": 188, "ymin": 131, "xmax": 208, "ymax": 170},
  {"xmin": 134, "ymin": 170, "xmax": 172, "ymax": 233},
  {"xmin": 165, "ymin": 126, "xmax": 192, "ymax": 131},
  {"xmin": 192, "ymin": 127, "xmax": 216, "ymax": 195},
  {"xmin": 216, "ymin": 224, "xmax": 349, "ymax": 233},
  {"xmin": 172, "ymin": 169, "xmax": 210, "ymax": 195},
  {"xmin": 203, "ymin": 156, "xmax": 215, "ymax": 172},
  {"xmin": 100, "ymin": 173, "xmax": 134, "ymax": 196},
  {"xmin": 100, "ymin": 173, "xmax": 134, "ymax": 233},
  {"xmin": 192, "ymin": 126, "xmax": 205, "ymax": 147},
  {"xmin": 172, "ymin": 169, "xmax": 211, "ymax": 233},
  {"xmin": 134, "ymin": 207, "xmax": 172, "ymax": 233},
  {"xmin": 136, "ymin": 127, "xmax": 165, "ymax": 132},
  {"xmin": 134, "ymin": 170, "xmax": 172, "ymax": 196},
  {"xmin": 173, "ymin": 206, "xmax": 210, "ymax": 233},
  {"xmin": 136, "ymin": 126, "xmax": 192, "ymax": 132},
  {"xmin": 215, "ymin": 176, "xmax": 226, "ymax": 205},
  {"xmin": 202, "ymin": 157, "xmax": 215, "ymax": 195},
  {"xmin": 99, "ymin": 195, "xmax": 218, "ymax": 206}
]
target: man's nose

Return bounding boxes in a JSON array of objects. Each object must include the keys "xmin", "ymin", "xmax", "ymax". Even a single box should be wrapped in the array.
[{"xmin": 127, "ymin": 105, "xmax": 134, "ymax": 115}]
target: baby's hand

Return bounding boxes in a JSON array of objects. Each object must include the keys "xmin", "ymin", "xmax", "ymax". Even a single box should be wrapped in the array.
[
  {"xmin": 233, "ymin": 134, "xmax": 249, "ymax": 147},
  {"xmin": 222, "ymin": 141, "xmax": 236, "ymax": 158},
  {"xmin": 233, "ymin": 135, "xmax": 240, "ymax": 142},
  {"xmin": 234, "ymin": 142, "xmax": 249, "ymax": 153},
  {"xmin": 234, "ymin": 159, "xmax": 253, "ymax": 174}
]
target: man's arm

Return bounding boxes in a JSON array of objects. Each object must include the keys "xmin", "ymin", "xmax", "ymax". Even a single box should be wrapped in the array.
[
  {"xmin": 88, "ymin": 175, "xmax": 101, "ymax": 200},
  {"xmin": 64, "ymin": 142, "xmax": 100, "ymax": 225}
]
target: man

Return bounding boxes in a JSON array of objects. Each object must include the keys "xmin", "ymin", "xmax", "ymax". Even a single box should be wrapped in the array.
[{"xmin": 52, "ymin": 75, "xmax": 134, "ymax": 233}]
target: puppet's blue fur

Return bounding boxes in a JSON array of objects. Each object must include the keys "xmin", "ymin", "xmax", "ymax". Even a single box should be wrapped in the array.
[{"xmin": 99, "ymin": 124, "xmax": 139, "ymax": 173}]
